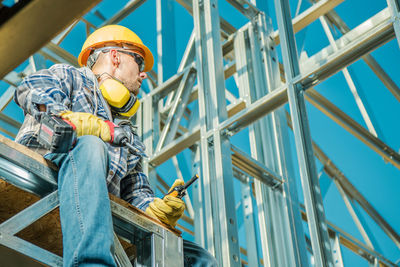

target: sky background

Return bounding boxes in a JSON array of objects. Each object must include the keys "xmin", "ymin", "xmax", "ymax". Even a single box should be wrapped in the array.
[{"xmin": 0, "ymin": 0, "xmax": 399, "ymax": 265}]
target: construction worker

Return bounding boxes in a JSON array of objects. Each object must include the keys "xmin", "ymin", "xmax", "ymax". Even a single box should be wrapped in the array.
[{"xmin": 14, "ymin": 25, "xmax": 185, "ymax": 266}]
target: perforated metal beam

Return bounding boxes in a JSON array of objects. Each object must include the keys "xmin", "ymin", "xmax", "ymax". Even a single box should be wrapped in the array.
[{"xmin": 274, "ymin": 0, "xmax": 334, "ymax": 265}]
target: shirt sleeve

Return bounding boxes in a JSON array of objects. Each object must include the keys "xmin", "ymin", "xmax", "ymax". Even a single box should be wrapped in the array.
[
  {"xmin": 14, "ymin": 64, "xmax": 79, "ymax": 120},
  {"xmin": 120, "ymin": 161, "xmax": 155, "ymax": 211}
]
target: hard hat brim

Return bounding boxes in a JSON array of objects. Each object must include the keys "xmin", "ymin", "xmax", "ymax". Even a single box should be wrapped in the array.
[{"xmin": 78, "ymin": 40, "xmax": 154, "ymax": 72}]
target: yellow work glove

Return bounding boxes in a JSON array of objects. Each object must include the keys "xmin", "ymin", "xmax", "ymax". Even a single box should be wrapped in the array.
[
  {"xmin": 145, "ymin": 179, "xmax": 186, "ymax": 227},
  {"xmin": 60, "ymin": 111, "xmax": 112, "ymax": 142}
]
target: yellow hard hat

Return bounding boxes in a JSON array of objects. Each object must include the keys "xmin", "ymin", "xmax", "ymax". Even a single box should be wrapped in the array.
[{"xmin": 78, "ymin": 25, "xmax": 154, "ymax": 72}]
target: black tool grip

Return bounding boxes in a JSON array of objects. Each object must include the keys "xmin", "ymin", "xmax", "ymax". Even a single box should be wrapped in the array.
[{"xmin": 183, "ymin": 174, "xmax": 199, "ymax": 190}]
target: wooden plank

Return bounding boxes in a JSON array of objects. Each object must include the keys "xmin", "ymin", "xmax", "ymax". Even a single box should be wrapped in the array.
[{"xmin": 0, "ymin": 135, "xmax": 56, "ymax": 171}]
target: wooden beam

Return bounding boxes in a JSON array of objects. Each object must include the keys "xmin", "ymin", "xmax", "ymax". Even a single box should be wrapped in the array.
[{"xmin": 0, "ymin": 0, "xmax": 101, "ymax": 79}]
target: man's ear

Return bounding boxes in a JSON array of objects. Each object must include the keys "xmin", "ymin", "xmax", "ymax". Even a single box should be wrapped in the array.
[{"xmin": 109, "ymin": 49, "xmax": 120, "ymax": 67}]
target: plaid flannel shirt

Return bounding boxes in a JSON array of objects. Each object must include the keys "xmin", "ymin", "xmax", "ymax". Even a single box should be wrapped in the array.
[{"xmin": 14, "ymin": 63, "xmax": 154, "ymax": 210}]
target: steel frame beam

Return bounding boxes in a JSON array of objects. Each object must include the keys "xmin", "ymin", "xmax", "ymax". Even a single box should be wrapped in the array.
[
  {"xmin": 231, "ymin": 145, "xmax": 283, "ymax": 187},
  {"xmin": 156, "ymin": 0, "xmax": 177, "ymax": 83},
  {"xmin": 334, "ymin": 180, "xmax": 376, "ymax": 249},
  {"xmin": 237, "ymin": 204, "xmax": 396, "ymax": 267},
  {"xmin": 326, "ymin": 215, "xmax": 395, "ymax": 266},
  {"xmin": 148, "ymin": 1, "xmax": 398, "ymax": 264},
  {"xmin": 140, "ymin": 9, "xmax": 400, "ymax": 265},
  {"xmin": 0, "ymin": 55, "xmax": 46, "ymax": 136},
  {"xmin": 285, "ymin": 110, "xmax": 400, "ymax": 252},
  {"xmin": 147, "ymin": 9, "xmax": 400, "ymax": 172},
  {"xmin": 312, "ymin": 141, "xmax": 400, "ymax": 249},
  {"xmin": 225, "ymin": 0, "xmax": 260, "ymax": 20},
  {"xmin": 190, "ymin": 144, "xmax": 206, "ymax": 247},
  {"xmin": 318, "ymin": 5, "xmax": 400, "ymax": 103},
  {"xmin": 330, "ymin": 234, "xmax": 344, "ymax": 267},
  {"xmin": 155, "ymin": 68, "xmax": 196, "ymax": 152},
  {"xmin": 165, "ymin": 142, "xmax": 399, "ymax": 267},
  {"xmin": 274, "ymin": 0, "xmax": 333, "ymax": 265},
  {"xmin": 298, "ymin": 202, "xmax": 396, "ymax": 266},
  {"xmin": 386, "ymin": 0, "xmax": 400, "ymax": 46},
  {"xmin": 0, "ymin": 88, "xmax": 16, "ymax": 112},
  {"xmin": 224, "ymin": 7, "xmax": 395, "ymax": 130},
  {"xmin": 40, "ymin": 42, "xmax": 78, "ymax": 67},
  {"xmin": 300, "ymin": 8, "xmax": 393, "ymax": 88},
  {"xmin": 176, "ymin": 0, "xmax": 236, "ymax": 37},
  {"xmin": 273, "ymin": 0, "xmax": 345, "ymax": 45},
  {"xmin": 100, "ymin": 0, "xmax": 147, "ymax": 27},
  {"xmin": 233, "ymin": 15, "xmax": 309, "ymax": 266},
  {"xmin": 305, "ymin": 88, "xmax": 400, "ymax": 169},
  {"xmin": 318, "ymin": 16, "xmax": 379, "ymax": 138},
  {"xmin": 239, "ymin": 175, "xmax": 260, "ymax": 267},
  {"xmin": 363, "ymin": 54, "xmax": 400, "ymax": 103},
  {"xmin": 0, "ymin": 191, "xmax": 63, "ymax": 266},
  {"xmin": 193, "ymin": 0, "xmax": 241, "ymax": 265},
  {"xmin": 143, "ymin": 19, "xmax": 400, "ymax": 266}
]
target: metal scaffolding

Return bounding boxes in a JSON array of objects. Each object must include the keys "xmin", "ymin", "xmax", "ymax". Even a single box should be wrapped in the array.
[{"xmin": 0, "ymin": 0, "xmax": 399, "ymax": 266}]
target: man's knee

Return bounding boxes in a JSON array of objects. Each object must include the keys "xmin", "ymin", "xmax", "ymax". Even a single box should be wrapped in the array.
[{"xmin": 73, "ymin": 135, "xmax": 108, "ymax": 162}]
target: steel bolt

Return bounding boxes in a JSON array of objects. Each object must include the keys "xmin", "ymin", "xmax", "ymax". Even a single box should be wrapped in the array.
[{"xmin": 233, "ymin": 254, "xmax": 239, "ymax": 262}]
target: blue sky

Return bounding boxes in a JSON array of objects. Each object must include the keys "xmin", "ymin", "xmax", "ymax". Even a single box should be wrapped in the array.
[{"xmin": 1, "ymin": 0, "xmax": 399, "ymax": 265}]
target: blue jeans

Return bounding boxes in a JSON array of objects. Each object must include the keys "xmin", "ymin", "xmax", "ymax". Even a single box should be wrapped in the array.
[{"xmin": 45, "ymin": 136, "xmax": 116, "ymax": 267}]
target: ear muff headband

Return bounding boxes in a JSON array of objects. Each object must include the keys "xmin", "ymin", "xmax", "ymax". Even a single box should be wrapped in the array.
[{"xmin": 113, "ymin": 93, "xmax": 140, "ymax": 114}]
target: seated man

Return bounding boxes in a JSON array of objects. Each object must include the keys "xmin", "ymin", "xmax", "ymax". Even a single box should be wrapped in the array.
[{"xmin": 14, "ymin": 25, "xmax": 185, "ymax": 266}]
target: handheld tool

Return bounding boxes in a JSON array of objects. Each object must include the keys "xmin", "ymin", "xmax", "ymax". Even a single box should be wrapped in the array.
[
  {"xmin": 38, "ymin": 113, "xmax": 141, "ymax": 154},
  {"xmin": 112, "ymin": 126, "xmax": 142, "ymax": 154},
  {"xmin": 165, "ymin": 174, "xmax": 199, "ymax": 199},
  {"xmin": 38, "ymin": 113, "xmax": 76, "ymax": 153}
]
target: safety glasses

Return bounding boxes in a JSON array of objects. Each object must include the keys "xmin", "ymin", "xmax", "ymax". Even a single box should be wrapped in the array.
[{"xmin": 117, "ymin": 50, "xmax": 145, "ymax": 72}]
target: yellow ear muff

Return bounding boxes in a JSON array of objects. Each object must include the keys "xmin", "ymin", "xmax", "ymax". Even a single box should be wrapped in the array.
[
  {"xmin": 99, "ymin": 79, "xmax": 140, "ymax": 118},
  {"xmin": 100, "ymin": 79, "xmax": 130, "ymax": 108}
]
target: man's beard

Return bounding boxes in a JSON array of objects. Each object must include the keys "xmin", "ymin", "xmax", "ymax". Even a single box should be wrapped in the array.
[{"xmin": 125, "ymin": 80, "xmax": 140, "ymax": 95}]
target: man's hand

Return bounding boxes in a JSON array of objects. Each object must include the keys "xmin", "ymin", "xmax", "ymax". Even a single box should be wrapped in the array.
[
  {"xmin": 145, "ymin": 179, "xmax": 186, "ymax": 227},
  {"xmin": 60, "ymin": 111, "xmax": 112, "ymax": 142}
]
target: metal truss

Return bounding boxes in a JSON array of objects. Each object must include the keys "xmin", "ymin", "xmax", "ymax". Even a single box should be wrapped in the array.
[
  {"xmin": 0, "ymin": 190, "xmax": 64, "ymax": 266},
  {"xmin": 0, "ymin": 0, "xmax": 399, "ymax": 266}
]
